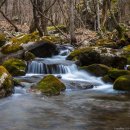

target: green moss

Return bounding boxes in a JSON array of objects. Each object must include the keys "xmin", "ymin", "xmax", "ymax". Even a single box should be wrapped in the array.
[
  {"xmin": 0, "ymin": 66, "xmax": 11, "ymax": 77},
  {"xmin": 102, "ymin": 75, "xmax": 114, "ymax": 83},
  {"xmin": 24, "ymin": 52, "xmax": 35, "ymax": 61},
  {"xmin": 1, "ymin": 43, "xmax": 23, "ymax": 54},
  {"xmin": 0, "ymin": 66, "xmax": 13, "ymax": 97},
  {"xmin": 67, "ymin": 47, "xmax": 92, "ymax": 60},
  {"xmin": 108, "ymin": 68, "xmax": 130, "ymax": 80},
  {"xmin": 1, "ymin": 32, "xmax": 40, "ymax": 54},
  {"xmin": 0, "ymin": 33, "xmax": 6, "ymax": 47},
  {"xmin": 80, "ymin": 64, "xmax": 110, "ymax": 77},
  {"xmin": 114, "ymin": 75, "xmax": 130, "ymax": 91},
  {"xmin": 3, "ymin": 58, "xmax": 27, "ymax": 76},
  {"xmin": 37, "ymin": 75, "xmax": 66, "ymax": 96},
  {"xmin": 47, "ymin": 25, "xmax": 67, "ymax": 32},
  {"xmin": 96, "ymin": 38, "xmax": 117, "ymax": 48},
  {"xmin": 42, "ymin": 36, "xmax": 62, "ymax": 43}
]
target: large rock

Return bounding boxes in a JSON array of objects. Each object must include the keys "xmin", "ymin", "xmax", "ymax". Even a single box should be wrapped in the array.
[
  {"xmin": 29, "ymin": 41, "xmax": 59, "ymax": 58},
  {"xmin": 80, "ymin": 64, "xmax": 110, "ymax": 77},
  {"xmin": 113, "ymin": 75, "xmax": 130, "ymax": 91},
  {"xmin": 108, "ymin": 69, "xmax": 130, "ymax": 81},
  {"xmin": 67, "ymin": 47, "xmax": 127, "ymax": 69},
  {"xmin": 3, "ymin": 58, "xmax": 27, "ymax": 76},
  {"xmin": 0, "ymin": 66, "xmax": 14, "ymax": 98},
  {"xmin": 37, "ymin": 75, "xmax": 66, "ymax": 96},
  {"xmin": 0, "ymin": 33, "xmax": 6, "ymax": 47}
]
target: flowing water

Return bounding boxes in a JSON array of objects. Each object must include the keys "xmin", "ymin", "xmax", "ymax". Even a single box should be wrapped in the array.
[{"xmin": 0, "ymin": 45, "xmax": 130, "ymax": 130}]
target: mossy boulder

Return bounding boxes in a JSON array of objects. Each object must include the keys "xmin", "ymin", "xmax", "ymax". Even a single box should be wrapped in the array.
[
  {"xmin": 37, "ymin": 75, "xmax": 66, "ymax": 96},
  {"xmin": 67, "ymin": 47, "xmax": 127, "ymax": 69},
  {"xmin": 108, "ymin": 69, "xmax": 130, "ymax": 81},
  {"xmin": 0, "ymin": 33, "xmax": 6, "ymax": 47},
  {"xmin": 24, "ymin": 51, "xmax": 35, "ymax": 61},
  {"xmin": 80, "ymin": 64, "xmax": 110, "ymax": 77},
  {"xmin": 113, "ymin": 75, "xmax": 130, "ymax": 91},
  {"xmin": 67, "ymin": 48, "xmax": 100, "ymax": 66},
  {"xmin": 3, "ymin": 58, "xmax": 27, "ymax": 76},
  {"xmin": 102, "ymin": 75, "xmax": 114, "ymax": 83},
  {"xmin": 1, "ymin": 32, "xmax": 40, "ymax": 54},
  {"xmin": 0, "ymin": 66, "xmax": 14, "ymax": 98}
]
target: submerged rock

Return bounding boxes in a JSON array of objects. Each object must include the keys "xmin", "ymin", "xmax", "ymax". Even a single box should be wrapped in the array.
[
  {"xmin": 0, "ymin": 66, "xmax": 14, "ymax": 98},
  {"xmin": 3, "ymin": 58, "xmax": 27, "ymax": 76},
  {"xmin": 80, "ymin": 64, "xmax": 110, "ymax": 77},
  {"xmin": 37, "ymin": 75, "xmax": 66, "ymax": 96},
  {"xmin": 114, "ymin": 75, "xmax": 130, "ymax": 91}
]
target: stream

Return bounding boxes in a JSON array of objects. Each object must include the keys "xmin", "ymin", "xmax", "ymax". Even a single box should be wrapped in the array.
[{"xmin": 0, "ymin": 45, "xmax": 130, "ymax": 130}]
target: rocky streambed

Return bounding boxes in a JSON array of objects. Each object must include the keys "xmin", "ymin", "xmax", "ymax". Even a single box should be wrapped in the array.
[{"xmin": 0, "ymin": 44, "xmax": 130, "ymax": 130}]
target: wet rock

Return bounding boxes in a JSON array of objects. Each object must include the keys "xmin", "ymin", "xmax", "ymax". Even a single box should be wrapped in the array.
[
  {"xmin": 3, "ymin": 58, "xmax": 27, "ymax": 76},
  {"xmin": 29, "ymin": 41, "xmax": 59, "ymax": 58},
  {"xmin": 0, "ymin": 33, "xmax": 6, "ymax": 47},
  {"xmin": 24, "ymin": 51, "xmax": 35, "ymax": 61},
  {"xmin": 80, "ymin": 64, "xmax": 110, "ymax": 77},
  {"xmin": 114, "ymin": 75, "xmax": 130, "ymax": 91},
  {"xmin": 37, "ymin": 75, "xmax": 66, "ymax": 96},
  {"xmin": 102, "ymin": 75, "xmax": 114, "ymax": 83},
  {"xmin": 108, "ymin": 69, "xmax": 130, "ymax": 81},
  {"xmin": 67, "ymin": 47, "xmax": 127, "ymax": 69},
  {"xmin": 0, "ymin": 66, "xmax": 14, "ymax": 98}
]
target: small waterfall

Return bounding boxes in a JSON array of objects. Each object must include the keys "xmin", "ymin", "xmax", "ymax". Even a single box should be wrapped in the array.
[{"xmin": 27, "ymin": 60, "xmax": 77, "ymax": 74}]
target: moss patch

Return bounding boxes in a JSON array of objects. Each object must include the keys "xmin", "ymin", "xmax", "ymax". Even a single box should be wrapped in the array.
[
  {"xmin": 47, "ymin": 25, "xmax": 67, "ymax": 32},
  {"xmin": 1, "ymin": 32, "xmax": 40, "ymax": 54},
  {"xmin": 37, "ymin": 75, "xmax": 66, "ymax": 96},
  {"xmin": 0, "ymin": 33, "xmax": 6, "ymax": 47},
  {"xmin": 0, "ymin": 66, "xmax": 13, "ymax": 98},
  {"xmin": 42, "ymin": 36, "xmax": 62, "ymax": 43},
  {"xmin": 114, "ymin": 75, "xmax": 130, "ymax": 91},
  {"xmin": 3, "ymin": 58, "xmax": 27, "ymax": 76},
  {"xmin": 80, "ymin": 64, "xmax": 110, "ymax": 77},
  {"xmin": 108, "ymin": 69, "xmax": 130, "ymax": 80},
  {"xmin": 67, "ymin": 47, "xmax": 92, "ymax": 60},
  {"xmin": 24, "ymin": 51, "xmax": 35, "ymax": 61}
]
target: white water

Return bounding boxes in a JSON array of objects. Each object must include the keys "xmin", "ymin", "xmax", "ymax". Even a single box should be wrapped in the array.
[{"xmin": 26, "ymin": 45, "xmax": 113, "ymax": 93}]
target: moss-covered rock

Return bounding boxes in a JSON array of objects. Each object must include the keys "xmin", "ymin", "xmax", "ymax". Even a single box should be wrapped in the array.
[
  {"xmin": 3, "ymin": 58, "xmax": 27, "ymax": 76},
  {"xmin": 102, "ymin": 75, "xmax": 114, "ymax": 83},
  {"xmin": 37, "ymin": 75, "xmax": 66, "ymax": 96},
  {"xmin": 67, "ymin": 47, "xmax": 127, "ymax": 69},
  {"xmin": 80, "ymin": 64, "xmax": 110, "ymax": 77},
  {"xmin": 0, "ymin": 66, "xmax": 14, "ymax": 98},
  {"xmin": 1, "ymin": 32, "xmax": 40, "ymax": 54},
  {"xmin": 24, "ymin": 51, "xmax": 35, "ymax": 61},
  {"xmin": 0, "ymin": 33, "xmax": 6, "ymax": 47},
  {"xmin": 108, "ymin": 69, "xmax": 130, "ymax": 81},
  {"xmin": 113, "ymin": 75, "xmax": 130, "ymax": 91}
]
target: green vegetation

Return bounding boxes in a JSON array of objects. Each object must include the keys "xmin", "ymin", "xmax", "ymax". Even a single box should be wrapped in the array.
[
  {"xmin": 1, "ymin": 32, "xmax": 40, "ymax": 54},
  {"xmin": 80, "ymin": 64, "xmax": 110, "ymax": 77},
  {"xmin": 67, "ymin": 47, "xmax": 92, "ymax": 60},
  {"xmin": 108, "ymin": 69, "xmax": 130, "ymax": 80},
  {"xmin": 0, "ymin": 33, "xmax": 6, "ymax": 47},
  {"xmin": 114, "ymin": 75, "xmax": 130, "ymax": 91},
  {"xmin": 3, "ymin": 58, "xmax": 27, "ymax": 76},
  {"xmin": 24, "ymin": 51, "xmax": 35, "ymax": 61},
  {"xmin": 47, "ymin": 25, "xmax": 67, "ymax": 32},
  {"xmin": 37, "ymin": 75, "xmax": 66, "ymax": 96},
  {"xmin": 0, "ymin": 66, "xmax": 13, "ymax": 98}
]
